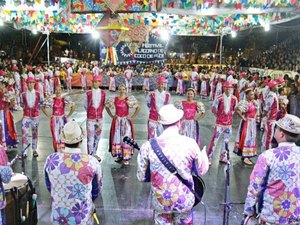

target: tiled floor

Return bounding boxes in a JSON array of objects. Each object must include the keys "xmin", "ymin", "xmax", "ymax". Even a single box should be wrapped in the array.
[{"xmin": 7, "ymin": 89, "xmax": 260, "ymax": 225}]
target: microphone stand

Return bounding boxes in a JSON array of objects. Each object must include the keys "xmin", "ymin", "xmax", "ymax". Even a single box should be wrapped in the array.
[
  {"xmin": 221, "ymin": 142, "xmax": 244, "ymax": 225},
  {"xmin": 9, "ymin": 144, "xmax": 30, "ymax": 174}
]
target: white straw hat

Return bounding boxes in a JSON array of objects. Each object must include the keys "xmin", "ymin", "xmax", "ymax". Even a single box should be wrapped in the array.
[
  {"xmin": 158, "ymin": 104, "xmax": 183, "ymax": 125},
  {"xmin": 276, "ymin": 114, "xmax": 300, "ymax": 135},
  {"xmin": 60, "ymin": 120, "xmax": 84, "ymax": 144}
]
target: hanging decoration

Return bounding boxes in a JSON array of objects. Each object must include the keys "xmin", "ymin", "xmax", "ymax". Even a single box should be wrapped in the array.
[
  {"xmin": 71, "ymin": 0, "xmax": 160, "ymax": 12},
  {"xmin": 103, "ymin": 0, "xmax": 124, "ymax": 13},
  {"xmin": 0, "ymin": 0, "xmax": 299, "ymax": 36},
  {"xmin": 96, "ymin": 12, "xmax": 128, "ymax": 65}
]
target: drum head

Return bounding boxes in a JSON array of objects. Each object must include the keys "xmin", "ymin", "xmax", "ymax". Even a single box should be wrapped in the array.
[{"xmin": 4, "ymin": 173, "xmax": 28, "ymax": 190}]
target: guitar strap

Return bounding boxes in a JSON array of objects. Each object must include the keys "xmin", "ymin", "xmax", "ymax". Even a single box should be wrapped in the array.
[
  {"xmin": 150, "ymin": 138, "xmax": 202, "ymax": 202},
  {"xmin": 257, "ymin": 166, "xmax": 270, "ymax": 214}
]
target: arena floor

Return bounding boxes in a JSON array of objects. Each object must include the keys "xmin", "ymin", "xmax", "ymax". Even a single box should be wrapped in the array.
[{"xmin": 8, "ymin": 89, "xmax": 260, "ymax": 225}]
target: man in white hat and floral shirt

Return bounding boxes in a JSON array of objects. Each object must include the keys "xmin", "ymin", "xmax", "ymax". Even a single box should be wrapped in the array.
[
  {"xmin": 44, "ymin": 120, "xmax": 102, "ymax": 225},
  {"xmin": 137, "ymin": 104, "xmax": 209, "ymax": 225},
  {"xmin": 243, "ymin": 114, "xmax": 300, "ymax": 225}
]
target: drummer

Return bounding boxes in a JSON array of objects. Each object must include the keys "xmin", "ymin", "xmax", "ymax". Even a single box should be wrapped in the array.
[
  {"xmin": 0, "ymin": 142, "xmax": 13, "ymax": 224},
  {"xmin": 44, "ymin": 120, "xmax": 103, "ymax": 224}
]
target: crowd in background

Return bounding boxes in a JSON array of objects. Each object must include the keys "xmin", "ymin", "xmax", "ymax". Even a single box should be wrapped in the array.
[{"xmin": 249, "ymin": 32, "xmax": 300, "ymax": 71}]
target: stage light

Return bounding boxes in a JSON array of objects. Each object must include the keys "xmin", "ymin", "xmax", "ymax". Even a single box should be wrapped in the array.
[
  {"xmin": 159, "ymin": 29, "xmax": 170, "ymax": 41},
  {"xmin": 32, "ymin": 29, "xmax": 38, "ymax": 35},
  {"xmin": 91, "ymin": 31, "xmax": 100, "ymax": 39},
  {"xmin": 231, "ymin": 31, "xmax": 237, "ymax": 38},
  {"xmin": 264, "ymin": 24, "xmax": 270, "ymax": 32}
]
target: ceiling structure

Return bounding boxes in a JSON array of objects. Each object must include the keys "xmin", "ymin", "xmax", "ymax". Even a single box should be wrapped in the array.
[{"xmin": 0, "ymin": 0, "xmax": 299, "ymax": 36}]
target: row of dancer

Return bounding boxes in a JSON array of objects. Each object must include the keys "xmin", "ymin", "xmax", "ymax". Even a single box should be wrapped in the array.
[
  {"xmin": 0, "ymin": 67, "xmax": 288, "ymax": 168},
  {"xmin": 5, "ymin": 73, "xmax": 204, "ymax": 166}
]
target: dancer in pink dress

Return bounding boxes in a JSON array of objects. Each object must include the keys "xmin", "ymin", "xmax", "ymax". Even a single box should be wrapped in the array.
[
  {"xmin": 106, "ymin": 84, "xmax": 140, "ymax": 165},
  {"xmin": 175, "ymin": 88, "xmax": 205, "ymax": 145},
  {"xmin": 42, "ymin": 85, "xmax": 75, "ymax": 151},
  {"xmin": 234, "ymin": 89, "xmax": 259, "ymax": 165}
]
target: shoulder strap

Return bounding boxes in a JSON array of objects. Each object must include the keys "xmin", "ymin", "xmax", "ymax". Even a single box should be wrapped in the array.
[
  {"xmin": 257, "ymin": 166, "xmax": 270, "ymax": 214},
  {"xmin": 149, "ymin": 138, "xmax": 202, "ymax": 202},
  {"xmin": 150, "ymin": 138, "xmax": 177, "ymax": 174}
]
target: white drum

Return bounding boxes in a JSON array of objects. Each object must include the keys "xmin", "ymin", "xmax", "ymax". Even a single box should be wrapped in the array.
[
  {"xmin": 4, "ymin": 173, "xmax": 29, "ymax": 225},
  {"xmin": 4, "ymin": 173, "xmax": 28, "ymax": 190}
]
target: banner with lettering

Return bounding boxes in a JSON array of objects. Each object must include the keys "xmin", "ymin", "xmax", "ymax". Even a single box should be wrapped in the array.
[
  {"xmin": 116, "ymin": 34, "xmax": 167, "ymax": 65},
  {"xmin": 264, "ymin": 69, "xmax": 297, "ymax": 79}
]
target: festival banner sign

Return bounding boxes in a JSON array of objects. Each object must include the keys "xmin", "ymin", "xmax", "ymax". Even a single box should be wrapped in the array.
[
  {"xmin": 116, "ymin": 34, "xmax": 167, "ymax": 65},
  {"xmin": 249, "ymin": 67, "xmax": 266, "ymax": 77},
  {"xmin": 264, "ymin": 69, "xmax": 297, "ymax": 79}
]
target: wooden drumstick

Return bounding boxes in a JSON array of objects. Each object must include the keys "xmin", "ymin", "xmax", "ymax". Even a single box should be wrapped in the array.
[
  {"xmin": 26, "ymin": 201, "xmax": 29, "ymax": 218},
  {"xmin": 93, "ymin": 210, "xmax": 100, "ymax": 224}
]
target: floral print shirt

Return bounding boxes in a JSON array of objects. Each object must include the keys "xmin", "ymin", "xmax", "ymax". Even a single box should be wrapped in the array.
[
  {"xmin": 0, "ymin": 145, "xmax": 13, "ymax": 210},
  {"xmin": 44, "ymin": 148, "xmax": 102, "ymax": 225},
  {"xmin": 0, "ymin": 165, "xmax": 13, "ymax": 210},
  {"xmin": 137, "ymin": 126, "xmax": 209, "ymax": 213},
  {"xmin": 244, "ymin": 142, "xmax": 300, "ymax": 224}
]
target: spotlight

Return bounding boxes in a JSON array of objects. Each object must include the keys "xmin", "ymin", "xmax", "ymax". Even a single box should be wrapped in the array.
[
  {"xmin": 264, "ymin": 24, "xmax": 270, "ymax": 32},
  {"xmin": 231, "ymin": 31, "xmax": 237, "ymax": 38},
  {"xmin": 32, "ymin": 29, "xmax": 38, "ymax": 35},
  {"xmin": 91, "ymin": 31, "xmax": 100, "ymax": 39},
  {"xmin": 159, "ymin": 29, "xmax": 170, "ymax": 41}
]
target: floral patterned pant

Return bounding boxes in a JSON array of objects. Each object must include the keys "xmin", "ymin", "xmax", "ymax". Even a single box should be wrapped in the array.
[
  {"xmin": 87, "ymin": 119, "xmax": 103, "ymax": 155},
  {"xmin": 22, "ymin": 117, "xmax": 39, "ymax": 154},
  {"xmin": 154, "ymin": 210, "xmax": 193, "ymax": 225},
  {"xmin": 191, "ymin": 81, "xmax": 198, "ymax": 94},
  {"xmin": 67, "ymin": 78, "xmax": 72, "ymax": 92},
  {"xmin": 50, "ymin": 116, "xmax": 67, "ymax": 151},
  {"xmin": 207, "ymin": 126, "xmax": 232, "ymax": 160},
  {"xmin": 262, "ymin": 120, "xmax": 276, "ymax": 151},
  {"xmin": 125, "ymin": 79, "xmax": 132, "ymax": 93}
]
